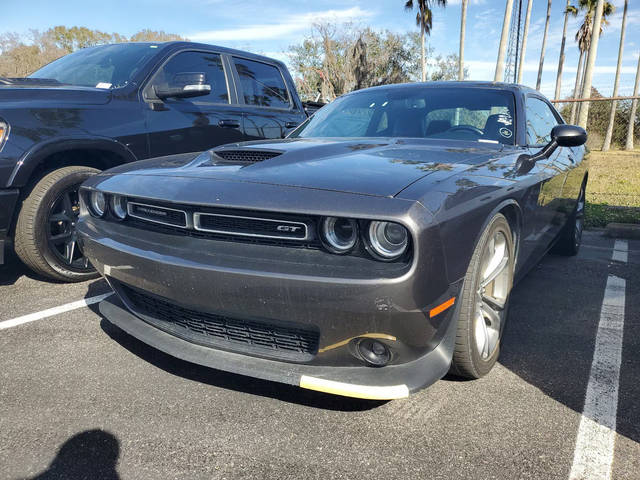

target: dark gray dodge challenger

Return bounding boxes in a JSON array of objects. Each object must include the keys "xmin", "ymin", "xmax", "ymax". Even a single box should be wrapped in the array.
[{"xmin": 77, "ymin": 82, "xmax": 588, "ymax": 400}]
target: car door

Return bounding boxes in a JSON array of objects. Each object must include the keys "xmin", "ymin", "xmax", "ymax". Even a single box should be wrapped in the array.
[
  {"xmin": 523, "ymin": 95, "xmax": 570, "ymax": 254},
  {"xmin": 230, "ymin": 56, "xmax": 305, "ymax": 140},
  {"xmin": 144, "ymin": 50, "xmax": 246, "ymax": 157}
]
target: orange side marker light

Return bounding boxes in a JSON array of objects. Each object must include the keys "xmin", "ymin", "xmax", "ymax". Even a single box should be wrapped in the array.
[{"xmin": 429, "ymin": 297, "xmax": 456, "ymax": 318}]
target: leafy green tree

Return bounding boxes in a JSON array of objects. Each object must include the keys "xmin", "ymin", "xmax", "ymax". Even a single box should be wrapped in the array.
[{"xmin": 404, "ymin": 0, "xmax": 447, "ymax": 81}]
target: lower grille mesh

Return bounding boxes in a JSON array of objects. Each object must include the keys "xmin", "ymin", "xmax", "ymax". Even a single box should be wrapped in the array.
[{"xmin": 119, "ymin": 283, "xmax": 319, "ymax": 362}]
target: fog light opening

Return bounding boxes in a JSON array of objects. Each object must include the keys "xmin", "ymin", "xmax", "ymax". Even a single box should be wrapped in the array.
[{"xmin": 357, "ymin": 338, "xmax": 391, "ymax": 367}]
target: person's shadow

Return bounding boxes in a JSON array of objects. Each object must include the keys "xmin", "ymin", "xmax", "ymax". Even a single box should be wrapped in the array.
[{"xmin": 24, "ymin": 429, "xmax": 120, "ymax": 480}]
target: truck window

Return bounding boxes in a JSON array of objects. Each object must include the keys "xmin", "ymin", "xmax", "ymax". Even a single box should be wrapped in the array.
[
  {"xmin": 152, "ymin": 51, "xmax": 229, "ymax": 104},
  {"xmin": 233, "ymin": 58, "xmax": 290, "ymax": 109}
]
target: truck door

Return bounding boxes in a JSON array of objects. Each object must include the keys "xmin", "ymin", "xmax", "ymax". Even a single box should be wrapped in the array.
[
  {"xmin": 230, "ymin": 56, "xmax": 305, "ymax": 140},
  {"xmin": 144, "ymin": 50, "xmax": 245, "ymax": 157}
]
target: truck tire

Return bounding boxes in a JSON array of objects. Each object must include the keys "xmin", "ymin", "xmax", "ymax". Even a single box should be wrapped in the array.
[{"xmin": 14, "ymin": 166, "xmax": 101, "ymax": 282}]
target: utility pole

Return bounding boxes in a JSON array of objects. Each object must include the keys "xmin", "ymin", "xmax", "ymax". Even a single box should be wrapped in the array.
[
  {"xmin": 578, "ymin": 0, "xmax": 605, "ymax": 128},
  {"xmin": 625, "ymin": 53, "xmax": 640, "ymax": 150},
  {"xmin": 517, "ymin": 0, "xmax": 533, "ymax": 84},
  {"xmin": 495, "ymin": 0, "xmax": 515, "ymax": 82},
  {"xmin": 603, "ymin": 0, "xmax": 628, "ymax": 151}
]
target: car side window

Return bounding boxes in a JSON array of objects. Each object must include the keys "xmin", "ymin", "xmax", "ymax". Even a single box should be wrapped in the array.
[
  {"xmin": 152, "ymin": 51, "xmax": 229, "ymax": 104},
  {"xmin": 233, "ymin": 57, "xmax": 290, "ymax": 109},
  {"xmin": 526, "ymin": 97, "xmax": 558, "ymax": 146}
]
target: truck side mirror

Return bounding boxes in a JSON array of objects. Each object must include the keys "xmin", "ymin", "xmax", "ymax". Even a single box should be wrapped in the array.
[{"xmin": 154, "ymin": 72, "xmax": 211, "ymax": 100}]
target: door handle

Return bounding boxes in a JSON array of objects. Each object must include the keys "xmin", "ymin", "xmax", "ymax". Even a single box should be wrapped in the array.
[
  {"xmin": 218, "ymin": 119, "xmax": 240, "ymax": 128},
  {"xmin": 568, "ymin": 156, "xmax": 575, "ymax": 163},
  {"xmin": 285, "ymin": 121, "xmax": 299, "ymax": 129}
]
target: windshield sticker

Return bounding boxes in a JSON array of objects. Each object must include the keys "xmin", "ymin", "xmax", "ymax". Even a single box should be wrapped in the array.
[
  {"xmin": 499, "ymin": 127, "xmax": 513, "ymax": 138},
  {"xmin": 96, "ymin": 82, "xmax": 112, "ymax": 89}
]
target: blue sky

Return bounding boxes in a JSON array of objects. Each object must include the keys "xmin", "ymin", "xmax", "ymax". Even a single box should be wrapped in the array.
[{"xmin": 4, "ymin": 0, "xmax": 640, "ymax": 98}]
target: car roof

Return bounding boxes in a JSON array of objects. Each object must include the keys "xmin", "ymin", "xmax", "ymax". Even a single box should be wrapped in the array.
[{"xmin": 353, "ymin": 80, "xmax": 539, "ymax": 97}]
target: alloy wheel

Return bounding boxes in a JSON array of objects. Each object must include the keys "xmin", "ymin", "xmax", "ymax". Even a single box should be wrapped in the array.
[
  {"xmin": 474, "ymin": 230, "xmax": 512, "ymax": 359},
  {"xmin": 46, "ymin": 186, "xmax": 92, "ymax": 271}
]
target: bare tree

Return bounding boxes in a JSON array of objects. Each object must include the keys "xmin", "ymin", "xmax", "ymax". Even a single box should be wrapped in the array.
[
  {"xmin": 536, "ymin": 0, "xmax": 553, "ymax": 91},
  {"xmin": 578, "ymin": 0, "xmax": 605, "ymax": 128},
  {"xmin": 625, "ymin": 53, "xmax": 640, "ymax": 150},
  {"xmin": 495, "ymin": 0, "xmax": 515, "ymax": 82},
  {"xmin": 602, "ymin": 0, "xmax": 628, "ymax": 150},
  {"xmin": 517, "ymin": 0, "xmax": 533, "ymax": 84},
  {"xmin": 458, "ymin": 0, "xmax": 468, "ymax": 81}
]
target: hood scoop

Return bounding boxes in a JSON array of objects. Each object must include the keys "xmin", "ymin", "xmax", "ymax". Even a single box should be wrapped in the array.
[{"xmin": 211, "ymin": 150, "xmax": 283, "ymax": 164}]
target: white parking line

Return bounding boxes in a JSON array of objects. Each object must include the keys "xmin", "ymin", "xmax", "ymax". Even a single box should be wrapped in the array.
[
  {"xmin": 611, "ymin": 240, "xmax": 629, "ymax": 263},
  {"xmin": 0, "ymin": 293, "xmax": 113, "ymax": 330},
  {"xmin": 569, "ymin": 240, "xmax": 627, "ymax": 480}
]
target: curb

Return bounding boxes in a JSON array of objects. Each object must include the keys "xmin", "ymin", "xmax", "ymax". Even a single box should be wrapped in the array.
[{"xmin": 605, "ymin": 223, "xmax": 640, "ymax": 240}]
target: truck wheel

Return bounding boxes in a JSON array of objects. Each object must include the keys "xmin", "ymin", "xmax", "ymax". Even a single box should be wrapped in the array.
[
  {"xmin": 14, "ymin": 166, "xmax": 101, "ymax": 282},
  {"xmin": 450, "ymin": 213, "xmax": 515, "ymax": 379}
]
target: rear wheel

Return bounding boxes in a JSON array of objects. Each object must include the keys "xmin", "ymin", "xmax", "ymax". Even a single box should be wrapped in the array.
[
  {"xmin": 551, "ymin": 183, "xmax": 586, "ymax": 256},
  {"xmin": 450, "ymin": 213, "xmax": 515, "ymax": 379},
  {"xmin": 14, "ymin": 166, "xmax": 100, "ymax": 282}
]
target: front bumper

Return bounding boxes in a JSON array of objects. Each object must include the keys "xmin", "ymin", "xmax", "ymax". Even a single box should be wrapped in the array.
[{"xmin": 78, "ymin": 214, "xmax": 461, "ymax": 398}]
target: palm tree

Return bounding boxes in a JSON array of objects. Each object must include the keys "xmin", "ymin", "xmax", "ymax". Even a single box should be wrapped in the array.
[
  {"xmin": 578, "ymin": 0, "xmax": 606, "ymax": 128},
  {"xmin": 458, "ymin": 0, "xmax": 468, "ymax": 81},
  {"xmin": 405, "ymin": 0, "xmax": 447, "ymax": 81},
  {"xmin": 625, "ymin": 54, "xmax": 640, "ymax": 150},
  {"xmin": 495, "ymin": 0, "xmax": 515, "ymax": 82},
  {"xmin": 603, "ymin": 0, "xmax": 628, "ymax": 151},
  {"xmin": 570, "ymin": 0, "xmax": 614, "ymax": 122},
  {"xmin": 536, "ymin": 0, "xmax": 553, "ymax": 91},
  {"xmin": 517, "ymin": 0, "xmax": 533, "ymax": 84},
  {"xmin": 554, "ymin": 1, "xmax": 577, "ymax": 100}
]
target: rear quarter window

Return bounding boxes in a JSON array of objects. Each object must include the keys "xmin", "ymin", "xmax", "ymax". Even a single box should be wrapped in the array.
[{"xmin": 233, "ymin": 57, "xmax": 290, "ymax": 109}]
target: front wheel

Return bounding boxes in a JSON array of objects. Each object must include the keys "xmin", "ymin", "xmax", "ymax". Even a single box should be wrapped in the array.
[
  {"xmin": 14, "ymin": 166, "xmax": 101, "ymax": 282},
  {"xmin": 450, "ymin": 213, "xmax": 515, "ymax": 379}
]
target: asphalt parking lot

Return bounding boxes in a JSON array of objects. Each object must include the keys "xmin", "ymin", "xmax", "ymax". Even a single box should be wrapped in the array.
[{"xmin": 0, "ymin": 230, "xmax": 638, "ymax": 480}]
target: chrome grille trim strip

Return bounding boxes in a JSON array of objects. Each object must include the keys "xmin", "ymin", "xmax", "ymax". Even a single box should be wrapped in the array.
[{"xmin": 193, "ymin": 212, "xmax": 309, "ymax": 241}]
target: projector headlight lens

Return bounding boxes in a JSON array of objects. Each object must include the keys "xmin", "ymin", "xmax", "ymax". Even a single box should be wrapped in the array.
[
  {"xmin": 110, "ymin": 195, "xmax": 127, "ymax": 220},
  {"xmin": 321, "ymin": 217, "xmax": 358, "ymax": 254},
  {"xmin": 89, "ymin": 191, "xmax": 106, "ymax": 217},
  {"xmin": 368, "ymin": 221, "xmax": 409, "ymax": 260}
]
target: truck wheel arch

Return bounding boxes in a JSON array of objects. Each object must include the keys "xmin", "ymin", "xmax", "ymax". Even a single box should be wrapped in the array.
[{"xmin": 7, "ymin": 137, "xmax": 137, "ymax": 188}]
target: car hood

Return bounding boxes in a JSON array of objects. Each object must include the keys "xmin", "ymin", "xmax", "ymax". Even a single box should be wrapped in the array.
[
  {"xmin": 0, "ymin": 84, "xmax": 111, "ymax": 106},
  {"xmin": 107, "ymin": 138, "xmax": 511, "ymax": 198}
]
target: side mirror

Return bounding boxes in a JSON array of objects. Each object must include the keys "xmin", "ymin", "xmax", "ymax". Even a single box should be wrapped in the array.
[
  {"xmin": 154, "ymin": 72, "xmax": 211, "ymax": 100},
  {"xmin": 551, "ymin": 124, "xmax": 587, "ymax": 147}
]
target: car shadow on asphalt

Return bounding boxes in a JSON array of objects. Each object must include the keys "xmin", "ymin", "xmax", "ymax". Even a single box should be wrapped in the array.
[
  {"xmin": 0, "ymin": 252, "xmax": 50, "ymax": 286},
  {"xmin": 20, "ymin": 429, "xmax": 120, "ymax": 480},
  {"xmin": 88, "ymin": 299, "xmax": 386, "ymax": 412}
]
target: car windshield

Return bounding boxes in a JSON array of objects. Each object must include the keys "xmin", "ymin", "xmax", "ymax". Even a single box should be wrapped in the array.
[
  {"xmin": 29, "ymin": 43, "xmax": 160, "ymax": 89},
  {"xmin": 293, "ymin": 86, "xmax": 516, "ymax": 145}
]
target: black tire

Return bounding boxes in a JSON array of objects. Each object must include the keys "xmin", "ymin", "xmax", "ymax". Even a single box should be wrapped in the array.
[
  {"xmin": 450, "ymin": 213, "xmax": 515, "ymax": 379},
  {"xmin": 14, "ymin": 166, "xmax": 101, "ymax": 282},
  {"xmin": 550, "ymin": 183, "xmax": 586, "ymax": 257}
]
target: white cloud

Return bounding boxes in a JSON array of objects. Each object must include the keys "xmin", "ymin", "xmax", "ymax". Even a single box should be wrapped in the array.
[{"xmin": 186, "ymin": 6, "xmax": 373, "ymax": 42}]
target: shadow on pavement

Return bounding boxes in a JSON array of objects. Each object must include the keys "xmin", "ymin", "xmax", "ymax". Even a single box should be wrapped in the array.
[
  {"xmin": 21, "ymin": 429, "xmax": 120, "ymax": 480},
  {"xmin": 0, "ymin": 252, "xmax": 48, "ymax": 286},
  {"xmin": 96, "ymin": 311, "xmax": 385, "ymax": 413}
]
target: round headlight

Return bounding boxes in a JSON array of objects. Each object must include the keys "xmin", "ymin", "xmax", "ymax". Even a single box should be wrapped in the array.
[
  {"xmin": 110, "ymin": 195, "xmax": 127, "ymax": 220},
  {"xmin": 89, "ymin": 191, "xmax": 106, "ymax": 217},
  {"xmin": 367, "ymin": 221, "xmax": 409, "ymax": 260},
  {"xmin": 320, "ymin": 217, "xmax": 358, "ymax": 253}
]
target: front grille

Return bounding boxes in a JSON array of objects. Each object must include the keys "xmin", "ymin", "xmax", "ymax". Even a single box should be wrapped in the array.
[
  {"xmin": 213, "ymin": 150, "xmax": 282, "ymax": 163},
  {"xmin": 194, "ymin": 213, "xmax": 308, "ymax": 240},
  {"xmin": 119, "ymin": 283, "xmax": 320, "ymax": 362}
]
